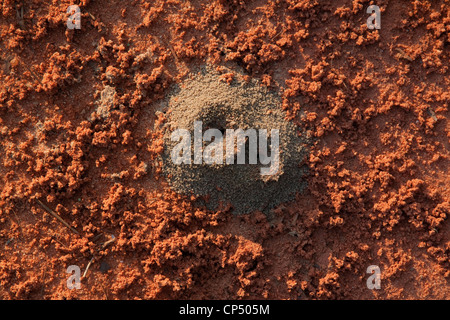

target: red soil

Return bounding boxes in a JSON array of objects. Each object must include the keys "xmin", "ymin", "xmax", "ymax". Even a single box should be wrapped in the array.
[{"xmin": 0, "ymin": 0, "xmax": 449, "ymax": 299}]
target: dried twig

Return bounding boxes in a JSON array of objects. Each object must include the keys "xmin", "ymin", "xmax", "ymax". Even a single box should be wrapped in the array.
[
  {"xmin": 270, "ymin": 29, "xmax": 284, "ymax": 41},
  {"xmin": 40, "ymin": 268, "xmax": 47, "ymax": 297},
  {"xmin": 16, "ymin": 5, "xmax": 26, "ymax": 30},
  {"xmin": 395, "ymin": 48, "xmax": 413, "ymax": 62},
  {"xmin": 101, "ymin": 235, "xmax": 116, "ymax": 249},
  {"xmin": 158, "ymin": 36, "xmax": 188, "ymax": 74},
  {"xmin": 164, "ymin": 38, "xmax": 179, "ymax": 63},
  {"xmin": 82, "ymin": 234, "xmax": 116, "ymax": 279},
  {"xmin": 35, "ymin": 199, "xmax": 80, "ymax": 236},
  {"xmin": 92, "ymin": 233, "xmax": 104, "ymax": 243},
  {"xmin": 82, "ymin": 256, "xmax": 95, "ymax": 279}
]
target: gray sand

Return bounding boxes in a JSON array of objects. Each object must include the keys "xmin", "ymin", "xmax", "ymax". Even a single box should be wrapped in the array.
[{"xmin": 159, "ymin": 65, "xmax": 310, "ymax": 214}]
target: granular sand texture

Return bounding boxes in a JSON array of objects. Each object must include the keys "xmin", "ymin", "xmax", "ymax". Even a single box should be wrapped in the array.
[{"xmin": 160, "ymin": 66, "xmax": 310, "ymax": 214}]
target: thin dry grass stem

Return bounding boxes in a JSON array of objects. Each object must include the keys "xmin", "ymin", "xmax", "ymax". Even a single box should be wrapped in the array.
[
  {"xmin": 35, "ymin": 199, "xmax": 80, "ymax": 236},
  {"xmin": 82, "ymin": 234, "xmax": 116, "ymax": 279}
]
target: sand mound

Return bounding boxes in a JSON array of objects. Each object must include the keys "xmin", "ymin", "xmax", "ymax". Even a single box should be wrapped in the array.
[{"xmin": 160, "ymin": 66, "xmax": 310, "ymax": 214}]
